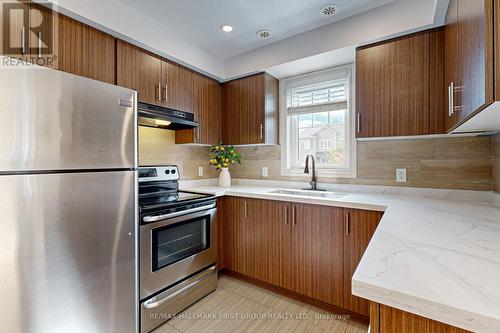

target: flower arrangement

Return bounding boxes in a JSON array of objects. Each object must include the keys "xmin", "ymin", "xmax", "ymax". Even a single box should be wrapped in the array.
[{"xmin": 209, "ymin": 142, "xmax": 242, "ymax": 170}]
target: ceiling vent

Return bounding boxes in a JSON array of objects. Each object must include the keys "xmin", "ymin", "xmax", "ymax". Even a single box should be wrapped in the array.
[
  {"xmin": 256, "ymin": 30, "xmax": 272, "ymax": 39},
  {"xmin": 320, "ymin": 4, "xmax": 339, "ymax": 17}
]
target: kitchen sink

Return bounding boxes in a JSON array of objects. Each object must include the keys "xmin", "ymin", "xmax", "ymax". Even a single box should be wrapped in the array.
[{"xmin": 271, "ymin": 189, "xmax": 346, "ymax": 198}]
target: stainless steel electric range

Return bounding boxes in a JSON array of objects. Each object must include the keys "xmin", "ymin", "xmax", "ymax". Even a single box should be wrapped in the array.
[{"xmin": 138, "ymin": 166, "xmax": 217, "ymax": 333}]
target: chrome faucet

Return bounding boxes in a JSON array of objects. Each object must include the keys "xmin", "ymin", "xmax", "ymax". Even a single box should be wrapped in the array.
[{"xmin": 303, "ymin": 154, "xmax": 324, "ymax": 191}]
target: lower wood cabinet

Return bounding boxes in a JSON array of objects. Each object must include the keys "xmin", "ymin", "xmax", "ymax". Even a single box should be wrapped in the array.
[
  {"xmin": 370, "ymin": 302, "xmax": 471, "ymax": 333},
  {"xmin": 343, "ymin": 208, "xmax": 383, "ymax": 316},
  {"xmin": 218, "ymin": 196, "xmax": 383, "ymax": 318}
]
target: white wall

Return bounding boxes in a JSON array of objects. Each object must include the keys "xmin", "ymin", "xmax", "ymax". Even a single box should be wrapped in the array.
[
  {"xmin": 224, "ymin": 0, "xmax": 448, "ymax": 80},
  {"xmin": 42, "ymin": 0, "xmax": 225, "ymax": 80}
]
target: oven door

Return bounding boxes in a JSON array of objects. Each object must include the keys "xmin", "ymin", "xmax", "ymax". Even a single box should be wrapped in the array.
[{"xmin": 140, "ymin": 203, "xmax": 217, "ymax": 299}]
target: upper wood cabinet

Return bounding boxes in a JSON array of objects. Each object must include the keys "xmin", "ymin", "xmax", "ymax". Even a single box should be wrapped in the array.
[
  {"xmin": 117, "ymin": 40, "xmax": 194, "ymax": 111},
  {"xmin": 356, "ymin": 28, "xmax": 445, "ymax": 138},
  {"xmin": 222, "ymin": 73, "xmax": 279, "ymax": 145},
  {"xmin": 444, "ymin": 0, "xmax": 494, "ymax": 131},
  {"xmin": 162, "ymin": 60, "xmax": 193, "ymax": 112},
  {"xmin": 117, "ymin": 40, "xmax": 161, "ymax": 105},
  {"xmin": 176, "ymin": 73, "xmax": 222, "ymax": 145},
  {"xmin": 343, "ymin": 209, "xmax": 383, "ymax": 317},
  {"xmin": 57, "ymin": 14, "xmax": 116, "ymax": 84},
  {"xmin": 1, "ymin": 2, "xmax": 115, "ymax": 83}
]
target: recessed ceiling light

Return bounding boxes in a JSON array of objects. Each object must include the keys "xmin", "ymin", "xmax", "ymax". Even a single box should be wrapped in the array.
[
  {"xmin": 220, "ymin": 25, "xmax": 233, "ymax": 32},
  {"xmin": 320, "ymin": 4, "xmax": 339, "ymax": 17},
  {"xmin": 256, "ymin": 30, "xmax": 272, "ymax": 39}
]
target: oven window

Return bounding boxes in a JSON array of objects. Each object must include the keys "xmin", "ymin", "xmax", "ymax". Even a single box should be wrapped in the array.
[{"xmin": 152, "ymin": 215, "xmax": 210, "ymax": 271}]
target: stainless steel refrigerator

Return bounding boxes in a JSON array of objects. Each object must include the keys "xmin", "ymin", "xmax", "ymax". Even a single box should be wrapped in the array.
[{"xmin": 0, "ymin": 56, "xmax": 138, "ymax": 332}]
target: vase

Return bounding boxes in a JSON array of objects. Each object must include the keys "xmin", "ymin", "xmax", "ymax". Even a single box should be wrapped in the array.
[{"xmin": 219, "ymin": 168, "xmax": 231, "ymax": 187}]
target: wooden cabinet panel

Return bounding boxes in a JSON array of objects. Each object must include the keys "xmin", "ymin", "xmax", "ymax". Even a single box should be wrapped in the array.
[
  {"xmin": 445, "ymin": 0, "xmax": 494, "ymax": 131},
  {"xmin": 220, "ymin": 196, "xmax": 247, "ymax": 275},
  {"xmin": 117, "ymin": 40, "xmax": 161, "ymax": 105},
  {"xmin": 162, "ymin": 60, "xmax": 193, "ymax": 112},
  {"xmin": 29, "ymin": 3, "xmax": 57, "ymax": 69},
  {"xmin": 291, "ymin": 203, "xmax": 344, "ymax": 306},
  {"xmin": 444, "ymin": 0, "xmax": 460, "ymax": 131},
  {"xmin": 496, "ymin": 0, "xmax": 500, "ymax": 99},
  {"xmin": 378, "ymin": 304, "xmax": 471, "ymax": 333},
  {"xmin": 456, "ymin": 0, "xmax": 493, "ymax": 123},
  {"xmin": 356, "ymin": 31, "xmax": 432, "ymax": 137},
  {"xmin": 222, "ymin": 72, "xmax": 278, "ymax": 145},
  {"xmin": 176, "ymin": 73, "xmax": 222, "ymax": 145},
  {"xmin": 0, "ymin": 0, "xmax": 30, "ymax": 57},
  {"xmin": 57, "ymin": 14, "xmax": 115, "ymax": 84},
  {"xmin": 343, "ymin": 209, "xmax": 383, "ymax": 316}
]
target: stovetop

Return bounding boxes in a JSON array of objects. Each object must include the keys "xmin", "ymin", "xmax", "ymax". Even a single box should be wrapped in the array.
[{"xmin": 138, "ymin": 165, "xmax": 215, "ymax": 213}]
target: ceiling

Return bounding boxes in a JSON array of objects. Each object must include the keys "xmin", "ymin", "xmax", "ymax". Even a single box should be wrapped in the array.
[{"xmin": 118, "ymin": 0, "xmax": 396, "ymax": 59}]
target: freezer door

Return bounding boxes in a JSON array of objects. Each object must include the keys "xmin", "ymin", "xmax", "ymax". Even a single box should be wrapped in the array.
[
  {"xmin": 0, "ymin": 171, "xmax": 136, "ymax": 333},
  {"xmin": 0, "ymin": 59, "xmax": 136, "ymax": 172}
]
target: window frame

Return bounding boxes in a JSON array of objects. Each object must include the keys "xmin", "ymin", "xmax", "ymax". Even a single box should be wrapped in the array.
[{"xmin": 279, "ymin": 64, "xmax": 356, "ymax": 178}]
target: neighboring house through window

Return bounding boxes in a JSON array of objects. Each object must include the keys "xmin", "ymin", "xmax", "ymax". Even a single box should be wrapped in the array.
[{"xmin": 280, "ymin": 64, "xmax": 356, "ymax": 178}]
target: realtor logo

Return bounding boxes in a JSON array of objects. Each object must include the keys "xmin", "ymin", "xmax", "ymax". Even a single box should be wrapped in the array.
[{"xmin": 2, "ymin": 2, "xmax": 56, "ymax": 66}]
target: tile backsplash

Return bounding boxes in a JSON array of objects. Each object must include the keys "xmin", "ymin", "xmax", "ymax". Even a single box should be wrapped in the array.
[
  {"xmin": 231, "ymin": 136, "xmax": 493, "ymax": 191},
  {"xmin": 494, "ymin": 134, "xmax": 500, "ymax": 193},
  {"xmin": 138, "ymin": 127, "xmax": 217, "ymax": 180},
  {"xmin": 139, "ymin": 127, "xmax": 495, "ymax": 191}
]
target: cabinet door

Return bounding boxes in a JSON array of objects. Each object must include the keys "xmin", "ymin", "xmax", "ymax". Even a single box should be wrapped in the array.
[
  {"xmin": 162, "ymin": 60, "xmax": 193, "ymax": 112},
  {"xmin": 117, "ymin": 40, "xmax": 161, "ymax": 105},
  {"xmin": 444, "ymin": 0, "xmax": 460, "ymax": 131},
  {"xmin": 356, "ymin": 32, "xmax": 430, "ymax": 137},
  {"xmin": 222, "ymin": 73, "xmax": 265, "ymax": 145},
  {"xmin": 456, "ymin": 0, "xmax": 493, "ymax": 123},
  {"xmin": 221, "ymin": 196, "xmax": 247, "ymax": 275},
  {"xmin": 176, "ymin": 74, "xmax": 222, "ymax": 144},
  {"xmin": 343, "ymin": 209, "xmax": 383, "ymax": 316},
  {"xmin": 0, "ymin": 0, "xmax": 29, "ymax": 57},
  {"xmin": 29, "ymin": 3, "xmax": 58, "ymax": 69},
  {"xmin": 57, "ymin": 14, "xmax": 115, "ymax": 84},
  {"xmin": 245, "ymin": 199, "xmax": 292, "ymax": 287},
  {"xmin": 291, "ymin": 203, "xmax": 344, "ymax": 306}
]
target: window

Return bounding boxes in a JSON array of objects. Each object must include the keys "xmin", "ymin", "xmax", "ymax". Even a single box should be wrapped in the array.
[{"xmin": 280, "ymin": 64, "xmax": 356, "ymax": 178}]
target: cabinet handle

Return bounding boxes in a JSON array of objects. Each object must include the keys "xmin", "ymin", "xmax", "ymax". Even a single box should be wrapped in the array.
[
  {"xmin": 260, "ymin": 123, "xmax": 264, "ymax": 141},
  {"xmin": 450, "ymin": 81, "xmax": 455, "ymax": 115},
  {"xmin": 164, "ymin": 84, "xmax": 168, "ymax": 102},
  {"xmin": 244, "ymin": 201, "xmax": 247, "ymax": 219},
  {"xmin": 157, "ymin": 82, "xmax": 161, "ymax": 101},
  {"xmin": 344, "ymin": 212, "xmax": 350, "ymax": 237},
  {"xmin": 284, "ymin": 206, "xmax": 288, "ymax": 225},
  {"xmin": 448, "ymin": 84, "xmax": 452, "ymax": 116},
  {"xmin": 357, "ymin": 113, "xmax": 361, "ymax": 133},
  {"xmin": 38, "ymin": 32, "xmax": 42, "ymax": 58},
  {"xmin": 21, "ymin": 26, "xmax": 26, "ymax": 54},
  {"xmin": 292, "ymin": 206, "xmax": 296, "ymax": 227}
]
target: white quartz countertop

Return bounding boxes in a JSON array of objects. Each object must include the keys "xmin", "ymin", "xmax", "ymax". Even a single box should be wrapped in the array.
[{"xmin": 181, "ymin": 181, "xmax": 500, "ymax": 332}]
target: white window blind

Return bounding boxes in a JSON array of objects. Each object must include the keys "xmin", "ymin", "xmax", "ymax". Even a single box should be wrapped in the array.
[{"xmin": 286, "ymin": 73, "xmax": 349, "ymax": 116}]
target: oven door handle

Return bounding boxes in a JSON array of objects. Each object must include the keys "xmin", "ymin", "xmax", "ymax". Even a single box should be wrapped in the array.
[
  {"xmin": 142, "ymin": 266, "xmax": 216, "ymax": 309},
  {"xmin": 143, "ymin": 202, "xmax": 216, "ymax": 223}
]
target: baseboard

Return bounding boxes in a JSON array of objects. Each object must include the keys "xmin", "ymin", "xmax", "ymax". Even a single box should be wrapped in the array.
[{"xmin": 220, "ymin": 269, "xmax": 370, "ymax": 326}]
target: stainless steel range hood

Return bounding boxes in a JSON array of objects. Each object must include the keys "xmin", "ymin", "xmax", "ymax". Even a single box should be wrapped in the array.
[{"xmin": 138, "ymin": 102, "xmax": 198, "ymax": 130}]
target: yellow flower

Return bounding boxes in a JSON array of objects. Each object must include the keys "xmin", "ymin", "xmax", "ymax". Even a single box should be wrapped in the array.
[
  {"xmin": 231, "ymin": 160, "xmax": 235, "ymax": 163},
  {"xmin": 225, "ymin": 158, "xmax": 229, "ymax": 162},
  {"xmin": 217, "ymin": 164, "xmax": 221, "ymax": 168},
  {"xmin": 220, "ymin": 147, "xmax": 225, "ymax": 151},
  {"xmin": 214, "ymin": 146, "xmax": 219, "ymax": 150},
  {"xmin": 223, "ymin": 163, "xmax": 228, "ymax": 167}
]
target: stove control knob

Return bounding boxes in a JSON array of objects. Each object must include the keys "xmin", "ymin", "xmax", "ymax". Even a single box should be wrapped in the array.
[
  {"xmin": 171, "ymin": 169, "xmax": 176, "ymax": 174},
  {"xmin": 165, "ymin": 170, "xmax": 170, "ymax": 174}
]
